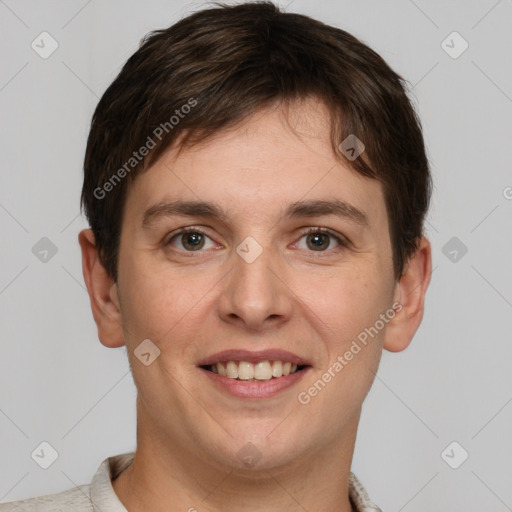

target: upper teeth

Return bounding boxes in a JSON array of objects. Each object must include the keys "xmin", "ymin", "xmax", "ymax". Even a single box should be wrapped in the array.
[{"xmin": 210, "ymin": 361, "xmax": 299, "ymax": 380}]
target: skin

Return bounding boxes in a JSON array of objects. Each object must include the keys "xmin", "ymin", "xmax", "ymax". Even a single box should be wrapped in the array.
[{"xmin": 79, "ymin": 98, "xmax": 431, "ymax": 512}]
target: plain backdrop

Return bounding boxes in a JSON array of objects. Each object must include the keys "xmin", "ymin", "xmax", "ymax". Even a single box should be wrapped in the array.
[{"xmin": 1, "ymin": 1, "xmax": 511, "ymax": 510}]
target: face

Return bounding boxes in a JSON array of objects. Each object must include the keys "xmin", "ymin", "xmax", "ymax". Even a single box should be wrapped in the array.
[{"xmin": 108, "ymin": 99, "xmax": 401, "ymax": 472}]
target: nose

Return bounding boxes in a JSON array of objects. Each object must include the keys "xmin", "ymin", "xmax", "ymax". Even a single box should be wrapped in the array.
[{"xmin": 217, "ymin": 243, "xmax": 293, "ymax": 332}]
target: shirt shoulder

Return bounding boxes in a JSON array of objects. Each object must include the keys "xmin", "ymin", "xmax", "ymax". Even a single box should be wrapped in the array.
[
  {"xmin": 349, "ymin": 472, "xmax": 383, "ymax": 512},
  {"xmin": 0, "ymin": 452, "xmax": 134, "ymax": 512},
  {"xmin": 0, "ymin": 484, "xmax": 93, "ymax": 511}
]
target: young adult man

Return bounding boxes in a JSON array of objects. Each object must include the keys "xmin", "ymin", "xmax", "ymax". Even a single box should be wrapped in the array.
[{"xmin": 0, "ymin": 2, "xmax": 431, "ymax": 510}]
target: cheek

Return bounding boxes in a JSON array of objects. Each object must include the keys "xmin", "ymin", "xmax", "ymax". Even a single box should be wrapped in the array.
[
  {"xmin": 295, "ymin": 269, "xmax": 389, "ymax": 437},
  {"xmin": 117, "ymin": 251, "xmax": 219, "ymax": 361},
  {"xmin": 301, "ymin": 262, "xmax": 391, "ymax": 350},
  {"xmin": 120, "ymin": 274, "xmax": 192, "ymax": 339}
]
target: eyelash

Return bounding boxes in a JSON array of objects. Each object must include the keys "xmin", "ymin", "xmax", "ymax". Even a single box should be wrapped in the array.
[{"xmin": 164, "ymin": 226, "xmax": 351, "ymax": 255}]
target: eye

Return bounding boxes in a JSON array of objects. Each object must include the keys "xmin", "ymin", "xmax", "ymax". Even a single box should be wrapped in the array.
[
  {"xmin": 164, "ymin": 227, "xmax": 349, "ymax": 254},
  {"xmin": 166, "ymin": 228, "xmax": 217, "ymax": 251},
  {"xmin": 295, "ymin": 228, "xmax": 349, "ymax": 252}
]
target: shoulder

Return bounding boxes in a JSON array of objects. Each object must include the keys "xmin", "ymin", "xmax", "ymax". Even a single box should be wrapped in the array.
[
  {"xmin": 0, "ymin": 484, "xmax": 93, "ymax": 511},
  {"xmin": 0, "ymin": 452, "xmax": 134, "ymax": 512}
]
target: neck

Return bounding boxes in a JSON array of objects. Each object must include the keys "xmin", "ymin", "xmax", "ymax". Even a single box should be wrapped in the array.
[{"xmin": 113, "ymin": 404, "xmax": 360, "ymax": 512}]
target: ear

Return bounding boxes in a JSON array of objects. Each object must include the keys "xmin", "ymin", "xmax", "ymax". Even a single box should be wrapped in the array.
[
  {"xmin": 383, "ymin": 237, "xmax": 432, "ymax": 353},
  {"xmin": 78, "ymin": 229, "xmax": 125, "ymax": 348}
]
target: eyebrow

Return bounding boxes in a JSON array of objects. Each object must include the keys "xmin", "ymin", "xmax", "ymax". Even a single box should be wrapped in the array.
[{"xmin": 141, "ymin": 198, "xmax": 369, "ymax": 228}]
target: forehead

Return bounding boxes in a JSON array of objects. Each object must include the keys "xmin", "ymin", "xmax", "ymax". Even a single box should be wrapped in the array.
[{"xmin": 124, "ymin": 99, "xmax": 387, "ymax": 230}]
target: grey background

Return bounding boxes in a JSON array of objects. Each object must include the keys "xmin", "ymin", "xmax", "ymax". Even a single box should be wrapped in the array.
[{"xmin": 1, "ymin": 0, "xmax": 511, "ymax": 510}]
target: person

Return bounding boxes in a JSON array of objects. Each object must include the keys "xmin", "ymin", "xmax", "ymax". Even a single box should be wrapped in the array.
[{"xmin": 0, "ymin": 1, "xmax": 431, "ymax": 510}]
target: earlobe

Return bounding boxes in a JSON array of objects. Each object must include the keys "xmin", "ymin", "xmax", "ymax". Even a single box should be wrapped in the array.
[
  {"xmin": 383, "ymin": 237, "xmax": 432, "ymax": 353},
  {"xmin": 78, "ymin": 229, "xmax": 125, "ymax": 348}
]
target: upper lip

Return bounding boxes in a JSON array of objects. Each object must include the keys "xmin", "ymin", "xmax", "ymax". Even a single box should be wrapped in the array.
[{"xmin": 197, "ymin": 349, "xmax": 310, "ymax": 367}]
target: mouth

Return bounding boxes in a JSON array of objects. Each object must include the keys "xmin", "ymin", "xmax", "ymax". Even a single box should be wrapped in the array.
[
  {"xmin": 196, "ymin": 349, "xmax": 311, "ymax": 398},
  {"xmin": 200, "ymin": 360, "xmax": 309, "ymax": 381}
]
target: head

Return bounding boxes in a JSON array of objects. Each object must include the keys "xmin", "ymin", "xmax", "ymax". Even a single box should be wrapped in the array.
[{"xmin": 79, "ymin": 1, "xmax": 431, "ymax": 473}]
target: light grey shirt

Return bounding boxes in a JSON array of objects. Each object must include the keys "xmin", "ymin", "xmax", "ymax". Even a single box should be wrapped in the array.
[{"xmin": 0, "ymin": 452, "xmax": 382, "ymax": 511}]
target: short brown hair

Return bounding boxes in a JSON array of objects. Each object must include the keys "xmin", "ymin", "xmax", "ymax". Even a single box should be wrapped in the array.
[{"xmin": 81, "ymin": 0, "xmax": 431, "ymax": 281}]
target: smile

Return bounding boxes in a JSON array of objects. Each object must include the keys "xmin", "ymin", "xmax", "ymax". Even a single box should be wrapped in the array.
[
  {"xmin": 197, "ymin": 349, "xmax": 311, "ymax": 398},
  {"xmin": 202, "ymin": 360, "xmax": 306, "ymax": 380}
]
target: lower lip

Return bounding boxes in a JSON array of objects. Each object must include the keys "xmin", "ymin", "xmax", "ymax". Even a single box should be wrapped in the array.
[{"xmin": 199, "ymin": 367, "xmax": 310, "ymax": 398}]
